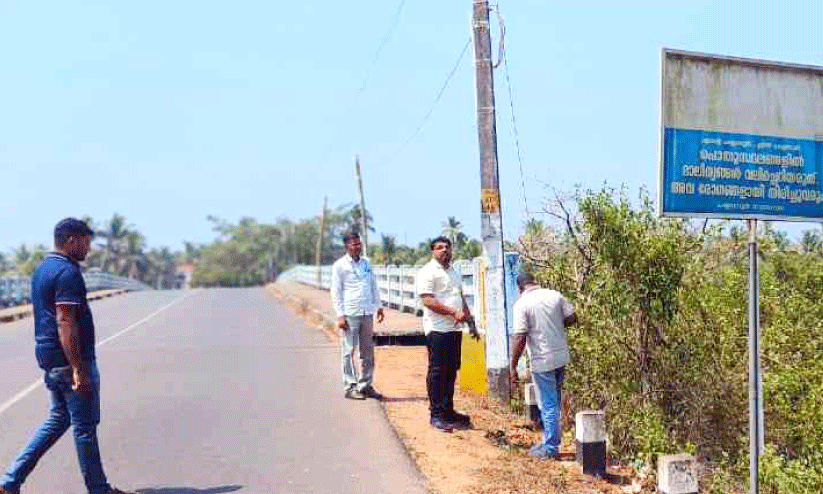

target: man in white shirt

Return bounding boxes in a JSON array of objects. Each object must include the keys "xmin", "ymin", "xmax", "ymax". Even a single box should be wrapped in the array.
[
  {"xmin": 509, "ymin": 271, "xmax": 577, "ymax": 459},
  {"xmin": 416, "ymin": 236, "xmax": 479, "ymax": 432},
  {"xmin": 331, "ymin": 232, "xmax": 384, "ymax": 400}
]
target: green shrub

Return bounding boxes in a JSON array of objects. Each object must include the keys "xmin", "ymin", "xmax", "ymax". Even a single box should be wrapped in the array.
[{"xmin": 521, "ymin": 186, "xmax": 823, "ymax": 490}]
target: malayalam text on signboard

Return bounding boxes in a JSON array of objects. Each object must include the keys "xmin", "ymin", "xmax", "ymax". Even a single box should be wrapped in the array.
[{"xmin": 660, "ymin": 50, "xmax": 823, "ymax": 220}]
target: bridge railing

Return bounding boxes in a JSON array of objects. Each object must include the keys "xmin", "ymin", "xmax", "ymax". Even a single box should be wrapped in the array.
[
  {"xmin": 278, "ymin": 255, "xmax": 520, "ymax": 326},
  {"xmin": 0, "ymin": 271, "xmax": 152, "ymax": 308},
  {"xmin": 82, "ymin": 271, "xmax": 154, "ymax": 292}
]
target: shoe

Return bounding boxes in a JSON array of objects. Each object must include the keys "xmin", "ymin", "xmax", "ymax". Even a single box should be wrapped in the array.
[
  {"xmin": 345, "ymin": 388, "xmax": 367, "ymax": 400},
  {"xmin": 448, "ymin": 411, "xmax": 471, "ymax": 426},
  {"xmin": 528, "ymin": 444, "xmax": 559, "ymax": 459},
  {"xmin": 105, "ymin": 488, "xmax": 135, "ymax": 494},
  {"xmin": 360, "ymin": 385, "xmax": 383, "ymax": 400},
  {"xmin": 430, "ymin": 418, "xmax": 454, "ymax": 433},
  {"xmin": 448, "ymin": 420, "xmax": 471, "ymax": 430}
]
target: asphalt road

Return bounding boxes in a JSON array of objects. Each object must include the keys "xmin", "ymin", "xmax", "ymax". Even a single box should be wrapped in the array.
[{"xmin": 0, "ymin": 288, "xmax": 429, "ymax": 494}]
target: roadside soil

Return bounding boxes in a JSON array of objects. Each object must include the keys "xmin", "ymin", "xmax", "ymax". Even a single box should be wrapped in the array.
[{"xmin": 268, "ymin": 283, "xmax": 647, "ymax": 494}]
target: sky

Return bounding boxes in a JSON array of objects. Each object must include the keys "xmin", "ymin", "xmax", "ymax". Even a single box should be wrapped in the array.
[{"xmin": 2, "ymin": 0, "xmax": 822, "ymax": 252}]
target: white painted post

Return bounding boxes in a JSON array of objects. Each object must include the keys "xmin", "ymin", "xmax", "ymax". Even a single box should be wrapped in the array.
[
  {"xmin": 387, "ymin": 265, "xmax": 393, "ymax": 308},
  {"xmin": 524, "ymin": 382, "xmax": 542, "ymax": 429},
  {"xmin": 658, "ymin": 454, "xmax": 698, "ymax": 494},
  {"xmin": 576, "ymin": 410, "xmax": 607, "ymax": 478},
  {"xmin": 398, "ymin": 266, "xmax": 405, "ymax": 312}
]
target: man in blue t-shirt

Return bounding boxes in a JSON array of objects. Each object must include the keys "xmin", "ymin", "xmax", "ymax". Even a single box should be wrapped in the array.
[{"xmin": 0, "ymin": 218, "xmax": 131, "ymax": 494}]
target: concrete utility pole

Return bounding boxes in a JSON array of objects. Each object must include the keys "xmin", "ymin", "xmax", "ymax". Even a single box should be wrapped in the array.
[
  {"xmin": 354, "ymin": 155, "xmax": 369, "ymax": 251},
  {"xmin": 473, "ymin": 0, "xmax": 510, "ymax": 404},
  {"xmin": 316, "ymin": 196, "xmax": 328, "ymax": 287}
]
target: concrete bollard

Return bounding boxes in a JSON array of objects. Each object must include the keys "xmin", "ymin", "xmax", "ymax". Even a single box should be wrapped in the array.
[
  {"xmin": 575, "ymin": 410, "xmax": 606, "ymax": 478},
  {"xmin": 524, "ymin": 383, "xmax": 542, "ymax": 429},
  {"xmin": 657, "ymin": 454, "xmax": 698, "ymax": 494}
]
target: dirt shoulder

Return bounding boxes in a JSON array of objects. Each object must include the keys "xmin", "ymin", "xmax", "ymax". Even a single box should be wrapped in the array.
[{"xmin": 268, "ymin": 282, "xmax": 641, "ymax": 494}]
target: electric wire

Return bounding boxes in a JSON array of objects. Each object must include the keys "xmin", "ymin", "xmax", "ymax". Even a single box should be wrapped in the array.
[
  {"xmin": 498, "ymin": 10, "xmax": 531, "ymax": 217},
  {"xmin": 316, "ymin": 0, "xmax": 408, "ymax": 167},
  {"xmin": 380, "ymin": 37, "xmax": 472, "ymax": 167}
]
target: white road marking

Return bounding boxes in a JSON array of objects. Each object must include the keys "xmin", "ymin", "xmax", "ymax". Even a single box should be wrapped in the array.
[{"xmin": 0, "ymin": 290, "xmax": 200, "ymax": 416}]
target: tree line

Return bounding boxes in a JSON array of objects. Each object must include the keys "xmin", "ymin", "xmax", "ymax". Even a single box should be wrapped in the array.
[
  {"xmin": 0, "ymin": 214, "xmax": 186, "ymax": 289},
  {"xmin": 190, "ymin": 205, "xmax": 482, "ymax": 287},
  {"xmin": 1, "ymin": 206, "xmax": 482, "ymax": 289}
]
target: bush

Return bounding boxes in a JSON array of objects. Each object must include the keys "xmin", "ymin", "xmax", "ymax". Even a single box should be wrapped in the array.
[{"xmin": 520, "ymin": 186, "xmax": 823, "ymax": 490}]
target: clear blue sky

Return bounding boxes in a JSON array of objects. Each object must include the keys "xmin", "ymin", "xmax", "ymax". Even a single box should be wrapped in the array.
[{"xmin": 2, "ymin": 0, "xmax": 822, "ymax": 252}]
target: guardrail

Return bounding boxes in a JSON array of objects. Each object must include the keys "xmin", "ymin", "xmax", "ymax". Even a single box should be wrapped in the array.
[
  {"xmin": 0, "ymin": 271, "xmax": 152, "ymax": 308},
  {"xmin": 278, "ymin": 254, "xmax": 520, "ymax": 328},
  {"xmin": 82, "ymin": 271, "xmax": 154, "ymax": 293},
  {"xmin": 0, "ymin": 289, "xmax": 129, "ymax": 323}
]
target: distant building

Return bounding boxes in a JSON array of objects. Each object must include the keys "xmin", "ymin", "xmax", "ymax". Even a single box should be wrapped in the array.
[{"xmin": 176, "ymin": 264, "xmax": 195, "ymax": 289}]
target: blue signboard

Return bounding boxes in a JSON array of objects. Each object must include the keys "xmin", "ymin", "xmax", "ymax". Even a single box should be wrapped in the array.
[{"xmin": 661, "ymin": 128, "xmax": 823, "ymax": 220}]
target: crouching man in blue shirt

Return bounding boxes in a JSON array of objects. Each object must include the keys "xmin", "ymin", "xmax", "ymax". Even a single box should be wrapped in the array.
[{"xmin": 0, "ymin": 218, "xmax": 132, "ymax": 494}]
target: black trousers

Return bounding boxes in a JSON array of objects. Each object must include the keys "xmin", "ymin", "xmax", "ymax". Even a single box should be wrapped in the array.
[{"xmin": 426, "ymin": 331, "xmax": 462, "ymax": 420}]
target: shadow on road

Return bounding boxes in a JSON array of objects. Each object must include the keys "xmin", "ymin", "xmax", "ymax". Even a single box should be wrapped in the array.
[{"xmin": 137, "ymin": 486, "xmax": 242, "ymax": 494}]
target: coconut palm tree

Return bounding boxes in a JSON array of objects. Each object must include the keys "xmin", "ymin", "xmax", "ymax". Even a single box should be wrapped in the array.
[
  {"xmin": 14, "ymin": 244, "xmax": 47, "ymax": 276},
  {"xmin": 332, "ymin": 204, "xmax": 374, "ymax": 238},
  {"xmin": 381, "ymin": 234, "xmax": 397, "ymax": 265},
  {"xmin": 148, "ymin": 247, "xmax": 177, "ymax": 289},
  {"xmin": 441, "ymin": 217, "xmax": 467, "ymax": 248},
  {"xmin": 13, "ymin": 244, "xmax": 30, "ymax": 268},
  {"xmin": 0, "ymin": 252, "xmax": 9, "ymax": 275},
  {"xmin": 119, "ymin": 232, "xmax": 148, "ymax": 279},
  {"xmin": 182, "ymin": 241, "xmax": 203, "ymax": 265},
  {"xmin": 801, "ymin": 230, "xmax": 823, "ymax": 255},
  {"xmin": 98, "ymin": 214, "xmax": 133, "ymax": 273}
]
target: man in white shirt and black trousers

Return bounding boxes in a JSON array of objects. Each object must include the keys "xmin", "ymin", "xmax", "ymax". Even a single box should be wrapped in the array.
[
  {"xmin": 331, "ymin": 232, "xmax": 385, "ymax": 400},
  {"xmin": 416, "ymin": 236, "xmax": 480, "ymax": 432}
]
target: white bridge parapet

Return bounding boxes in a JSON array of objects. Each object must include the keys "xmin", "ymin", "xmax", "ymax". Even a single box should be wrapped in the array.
[
  {"xmin": 279, "ymin": 259, "xmax": 483, "ymax": 321},
  {"xmin": 279, "ymin": 254, "xmax": 522, "ymax": 338}
]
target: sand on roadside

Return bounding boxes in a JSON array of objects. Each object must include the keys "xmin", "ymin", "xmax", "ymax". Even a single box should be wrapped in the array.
[{"xmin": 268, "ymin": 283, "xmax": 643, "ymax": 494}]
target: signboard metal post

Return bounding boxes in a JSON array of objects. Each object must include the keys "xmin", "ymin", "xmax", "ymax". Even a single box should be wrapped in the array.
[
  {"xmin": 748, "ymin": 219, "xmax": 763, "ymax": 494},
  {"xmin": 660, "ymin": 49, "xmax": 823, "ymax": 494}
]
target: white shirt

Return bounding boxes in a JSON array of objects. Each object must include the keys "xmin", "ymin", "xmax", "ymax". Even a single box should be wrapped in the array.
[
  {"xmin": 512, "ymin": 286, "xmax": 574, "ymax": 373},
  {"xmin": 331, "ymin": 254, "xmax": 381, "ymax": 317},
  {"xmin": 416, "ymin": 259, "xmax": 464, "ymax": 334}
]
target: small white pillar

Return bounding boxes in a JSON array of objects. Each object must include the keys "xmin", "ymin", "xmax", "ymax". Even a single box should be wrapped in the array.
[
  {"xmin": 657, "ymin": 454, "xmax": 698, "ymax": 494},
  {"xmin": 575, "ymin": 410, "xmax": 606, "ymax": 478},
  {"xmin": 524, "ymin": 383, "xmax": 541, "ymax": 429}
]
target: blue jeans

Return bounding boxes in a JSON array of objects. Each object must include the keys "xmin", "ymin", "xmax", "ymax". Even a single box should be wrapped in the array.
[
  {"xmin": 532, "ymin": 366, "xmax": 565, "ymax": 455},
  {"xmin": 1, "ymin": 361, "xmax": 110, "ymax": 494},
  {"xmin": 341, "ymin": 315, "xmax": 375, "ymax": 391}
]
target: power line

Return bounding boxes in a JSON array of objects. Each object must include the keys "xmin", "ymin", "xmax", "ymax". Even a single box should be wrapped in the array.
[
  {"xmin": 316, "ymin": 0, "xmax": 408, "ymax": 166},
  {"xmin": 498, "ymin": 11, "xmax": 530, "ymax": 217},
  {"xmin": 356, "ymin": 0, "xmax": 407, "ymax": 104},
  {"xmin": 381, "ymin": 37, "xmax": 472, "ymax": 167}
]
